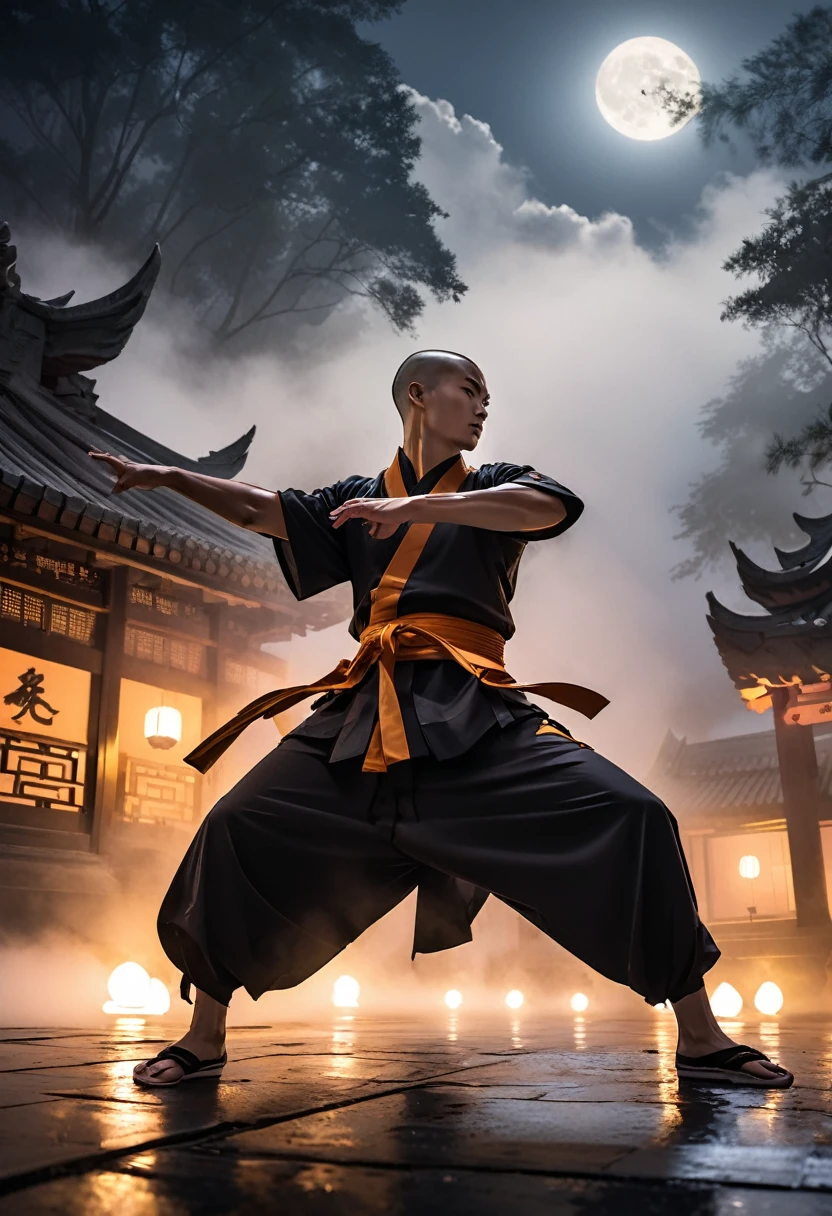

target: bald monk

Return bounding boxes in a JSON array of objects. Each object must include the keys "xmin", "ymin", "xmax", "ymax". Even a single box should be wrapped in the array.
[{"xmin": 91, "ymin": 350, "xmax": 793, "ymax": 1089}]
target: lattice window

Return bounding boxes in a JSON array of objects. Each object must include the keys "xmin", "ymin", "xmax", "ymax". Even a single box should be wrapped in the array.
[
  {"xmin": 155, "ymin": 595, "xmax": 178, "ymax": 616},
  {"xmin": 0, "ymin": 729, "xmax": 86, "ymax": 809},
  {"xmin": 47, "ymin": 601, "xmax": 95, "ymax": 645},
  {"xmin": 122, "ymin": 756, "xmax": 197, "ymax": 824},
  {"xmin": 224, "ymin": 659, "xmax": 262, "ymax": 688},
  {"xmin": 67, "ymin": 607, "xmax": 94, "ymax": 644},
  {"xmin": 125, "ymin": 626, "xmax": 205, "ymax": 675},
  {"xmin": 1, "ymin": 586, "xmax": 22, "ymax": 621},
  {"xmin": 130, "ymin": 587, "xmax": 153, "ymax": 607},
  {"xmin": 51, "ymin": 603, "xmax": 68, "ymax": 634},
  {"xmin": 22, "ymin": 594, "xmax": 44, "ymax": 628}
]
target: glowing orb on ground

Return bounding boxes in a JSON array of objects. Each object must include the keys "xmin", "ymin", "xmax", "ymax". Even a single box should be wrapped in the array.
[
  {"xmin": 505, "ymin": 989, "xmax": 524, "ymax": 1010},
  {"xmin": 332, "ymin": 975, "xmax": 360, "ymax": 1008},
  {"xmin": 570, "ymin": 992, "xmax": 589, "ymax": 1013},
  {"xmin": 595, "ymin": 37, "xmax": 700, "ymax": 141},
  {"xmin": 146, "ymin": 977, "xmax": 171, "ymax": 1015},
  {"xmin": 709, "ymin": 982, "xmax": 743, "ymax": 1019},
  {"xmin": 103, "ymin": 962, "xmax": 170, "ymax": 1015},
  {"xmin": 754, "ymin": 982, "xmax": 784, "ymax": 1016},
  {"xmin": 739, "ymin": 855, "xmax": 761, "ymax": 880},
  {"xmin": 107, "ymin": 962, "xmax": 151, "ymax": 1008},
  {"xmin": 444, "ymin": 989, "xmax": 463, "ymax": 1010}
]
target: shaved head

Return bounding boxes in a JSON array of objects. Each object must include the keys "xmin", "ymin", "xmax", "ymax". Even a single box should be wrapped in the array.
[{"xmin": 392, "ymin": 349, "xmax": 483, "ymax": 416}]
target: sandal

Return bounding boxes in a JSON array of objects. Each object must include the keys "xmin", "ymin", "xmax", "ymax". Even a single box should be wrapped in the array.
[
  {"xmin": 676, "ymin": 1044, "xmax": 793, "ymax": 1088},
  {"xmin": 133, "ymin": 1045, "xmax": 227, "ymax": 1088}
]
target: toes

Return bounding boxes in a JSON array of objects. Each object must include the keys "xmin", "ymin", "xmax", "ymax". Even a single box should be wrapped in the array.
[
  {"xmin": 134, "ymin": 1060, "xmax": 183, "ymax": 1084},
  {"xmin": 740, "ymin": 1060, "xmax": 792, "ymax": 1083}
]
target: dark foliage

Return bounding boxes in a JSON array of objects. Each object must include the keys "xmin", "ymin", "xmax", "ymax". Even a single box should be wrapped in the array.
[
  {"xmin": 0, "ymin": 0, "xmax": 466, "ymax": 347},
  {"xmin": 672, "ymin": 340, "xmax": 832, "ymax": 580},
  {"xmin": 668, "ymin": 6, "xmax": 832, "ymax": 572}
]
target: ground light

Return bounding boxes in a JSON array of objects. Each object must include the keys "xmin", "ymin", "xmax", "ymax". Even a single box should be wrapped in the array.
[
  {"xmin": 709, "ymin": 982, "xmax": 743, "ymax": 1019},
  {"xmin": 754, "ymin": 981, "xmax": 784, "ymax": 1016},
  {"xmin": 444, "ymin": 989, "xmax": 463, "ymax": 1010},
  {"xmin": 570, "ymin": 992, "xmax": 589, "ymax": 1013},
  {"xmin": 103, "ymin": 962, "xmax": 170, "ymax": 1015},
  {"xmin": 505, "ymin": 990, "xmax": 524, "ymax": 1009},
  {"xmin": 332, "ymin": 975, "xmax": 360, "ymax": 1008}
]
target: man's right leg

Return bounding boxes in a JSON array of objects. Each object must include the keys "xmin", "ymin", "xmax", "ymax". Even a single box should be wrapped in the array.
[{"xmin": 135, "ymin": 734, "xmax": 419, "ymax": 1085}]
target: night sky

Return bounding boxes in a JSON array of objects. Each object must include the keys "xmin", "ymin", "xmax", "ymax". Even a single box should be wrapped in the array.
[{"xmin": 366, "ymin": 0, "xmax": 818, "ymax": 242}]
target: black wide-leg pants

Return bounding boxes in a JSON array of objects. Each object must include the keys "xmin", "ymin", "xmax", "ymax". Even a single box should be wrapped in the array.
[{"xmin": 158, "ymin": 717, "xmax": 719, "ymax": 1007}]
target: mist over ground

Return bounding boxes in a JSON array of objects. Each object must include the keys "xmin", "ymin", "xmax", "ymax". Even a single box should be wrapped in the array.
[{"xmin": 4, "ymin": 91, "xmax": 810, "ymax": 1024}]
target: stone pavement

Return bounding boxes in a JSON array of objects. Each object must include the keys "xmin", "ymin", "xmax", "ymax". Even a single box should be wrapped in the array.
[{"xmin": 0, "ymin": 1012, "xmax": 830, "ymax": 1213}]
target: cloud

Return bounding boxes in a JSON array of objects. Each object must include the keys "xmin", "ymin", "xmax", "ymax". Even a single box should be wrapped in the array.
[
  {"xmin": 18, "ymin": 95, "xmax": 793, "ymax": 782},
  {"xmin": 411, "ymin": 90, "xmax": 634, "ymax": 253}
]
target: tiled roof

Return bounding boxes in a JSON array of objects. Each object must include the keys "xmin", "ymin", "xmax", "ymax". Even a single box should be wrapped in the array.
[
  {"xmin": 0, "ymin": 237, "xmax": 342, "ymax": 630},
  {"xmin": 646, "ymin": 727, "xmax": 832, "ymax": 824}
]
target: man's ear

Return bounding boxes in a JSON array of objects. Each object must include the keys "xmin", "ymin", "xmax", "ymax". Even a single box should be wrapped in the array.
[{"xmin": 408, "ymin": 380, "xmax": 425, "ymax": 409}]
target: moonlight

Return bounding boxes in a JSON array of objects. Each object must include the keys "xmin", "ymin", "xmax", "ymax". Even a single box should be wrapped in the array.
[{"xmin": 595, "ymin": 37, "xmax": 701, "ymax": 141}]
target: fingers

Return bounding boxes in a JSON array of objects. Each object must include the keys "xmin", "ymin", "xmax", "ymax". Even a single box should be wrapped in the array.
[{"xmin": 88, "ymin": 449, "xmax": 123, "ymax": 467}]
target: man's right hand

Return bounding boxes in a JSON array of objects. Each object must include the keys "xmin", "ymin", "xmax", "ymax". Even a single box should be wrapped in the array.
[
  {"xmin": 89, "ymin": 449, "xmax": 171, "ymax": 494},
  {"xmin": 87, "ymin": 448, "xmax": 287, "ymax": 538}
]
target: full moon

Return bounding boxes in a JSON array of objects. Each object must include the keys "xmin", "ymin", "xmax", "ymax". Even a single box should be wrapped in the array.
[{"xmin": 595, "ymin": 37, "xmax": 700, "ymax": 141}]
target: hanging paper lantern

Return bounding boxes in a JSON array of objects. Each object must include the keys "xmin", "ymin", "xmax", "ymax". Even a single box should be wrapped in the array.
[{"xmin": 144, "ymin": 705, "xmax": 182, "ymax": 750}]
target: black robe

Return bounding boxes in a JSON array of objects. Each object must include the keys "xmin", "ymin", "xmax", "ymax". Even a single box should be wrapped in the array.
[
  {"xmin": 158, "ymin": 451, "xmax": 719, "ymax": 1007},
  {"xmin": 275, "ymin": 449, "xmax": 584, "ymax": 762}
]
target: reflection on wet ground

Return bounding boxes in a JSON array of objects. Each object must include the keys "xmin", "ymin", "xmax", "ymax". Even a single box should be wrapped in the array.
[{"xmin": 0, "ymin": 1014, "xmax": 830, "ymax": 1213}]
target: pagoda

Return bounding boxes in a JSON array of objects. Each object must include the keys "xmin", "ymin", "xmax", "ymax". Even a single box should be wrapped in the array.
[
  {"xmin": 0, "ymin": 223, "xmax": 342, "ymax": 927},
  {"xmin": 708, "ymin": 511, "xmax": 832, "ymax": 942}
]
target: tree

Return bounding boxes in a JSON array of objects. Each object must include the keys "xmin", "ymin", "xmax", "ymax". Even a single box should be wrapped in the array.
[
  {"xmin": 670, "ymin": 5, "xmax": 832, "ymax": 167},
  {"xmin": 0, "ymin": 0, "xmax": 466, "ymax": 347},
  {"xmin": 672, "ymin": 338, "xmax": 832, "ymax": 579},
  {"xmin": 666, "ymin": 6, "xmax": 832, "ymax": 570}
]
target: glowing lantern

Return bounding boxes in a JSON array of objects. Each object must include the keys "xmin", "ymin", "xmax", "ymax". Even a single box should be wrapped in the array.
[
  {"xmin": 144, "ymin": 705, "xmax": 182, "ymax": 750},
  {"xmin": 739, "ymin": 855, "xmax": 760, "ymax": 880},
  {"xmin": 444, "ymin": 989, "xmax": 463, "ymax": 1010},
  {"xmin": 107, "ymin": 962, "xmax": 151, "ymax": 1009},
  {"xmin": 570, "ymin": 992, "xmax": 589, "ymax": 1013},
  {"xmin": 754, "ymin": 981, "xmax": 784, "ymax": 1016},
  {"xmin": 505, "ymin": 989, "xmax": 524, "ymax": 1009},
  {"xmin": 709, "ymin": 982, "xmax": 743, "ymax": 1019},
  {"xmin": 332, "ymin": 975, "xmax": 360, "ymax": 1008}
]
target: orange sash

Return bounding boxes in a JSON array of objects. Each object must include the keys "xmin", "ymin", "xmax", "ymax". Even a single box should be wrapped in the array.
[{"xmin": 184, "ymin": 453, "xmax": 608, "ymax": 775}]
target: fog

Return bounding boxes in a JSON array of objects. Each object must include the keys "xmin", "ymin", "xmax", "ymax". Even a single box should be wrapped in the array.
[{"xmin": 3, "ymin": 90, "xmax": 806, "ymax": 1025}]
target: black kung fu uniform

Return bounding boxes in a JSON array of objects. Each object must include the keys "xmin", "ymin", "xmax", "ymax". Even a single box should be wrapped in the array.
[{"xmin": 158, "ymin": 450, "xmax": 719, "ymax": 1006}]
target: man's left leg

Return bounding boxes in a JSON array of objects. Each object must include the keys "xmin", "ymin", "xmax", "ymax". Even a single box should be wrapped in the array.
[{"xmin": 395, "ymin": 716, "xmax": 793, "ymax": 1087}]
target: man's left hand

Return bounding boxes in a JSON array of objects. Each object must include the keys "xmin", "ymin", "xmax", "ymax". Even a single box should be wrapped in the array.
[{"xmin": 330, "ymin": 497, "xmax": 418, "ymax": 539}]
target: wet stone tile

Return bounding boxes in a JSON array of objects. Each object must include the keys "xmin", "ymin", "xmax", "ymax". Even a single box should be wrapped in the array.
[
  {"xmin": 223, "ymin": 1085, "xmax": 667, "ymax": 1171},
  {"xmin": 0, "ymin": 1016, "xmax": 829, "ymax": 1210},
  {"xmin": 3, "ymin": 1155, "xmax": 831, "ymax": 1216}
]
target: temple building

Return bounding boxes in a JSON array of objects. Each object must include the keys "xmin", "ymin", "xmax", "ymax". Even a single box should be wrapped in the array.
[
  {"xmin": 654, "ymin": 511, "xmax": 832, "ymax": 1000},
  {"xmin": 0, "ymin": 224, "xmax": 341, "ymax": 930}
]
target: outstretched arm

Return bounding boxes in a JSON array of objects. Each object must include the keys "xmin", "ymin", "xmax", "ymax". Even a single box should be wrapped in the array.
[
  {"xmin": 88, "ymin": 450, "xmax": 288, "ymax": 539},
  {"xmin": 330, "ymin": 484, "xmax": 565, "ymax": 539}
]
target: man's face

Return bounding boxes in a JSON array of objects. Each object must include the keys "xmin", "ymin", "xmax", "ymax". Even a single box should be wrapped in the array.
[{"xmin": 417, "ymin": 362, "xmax": 489, "ymax": 451}]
